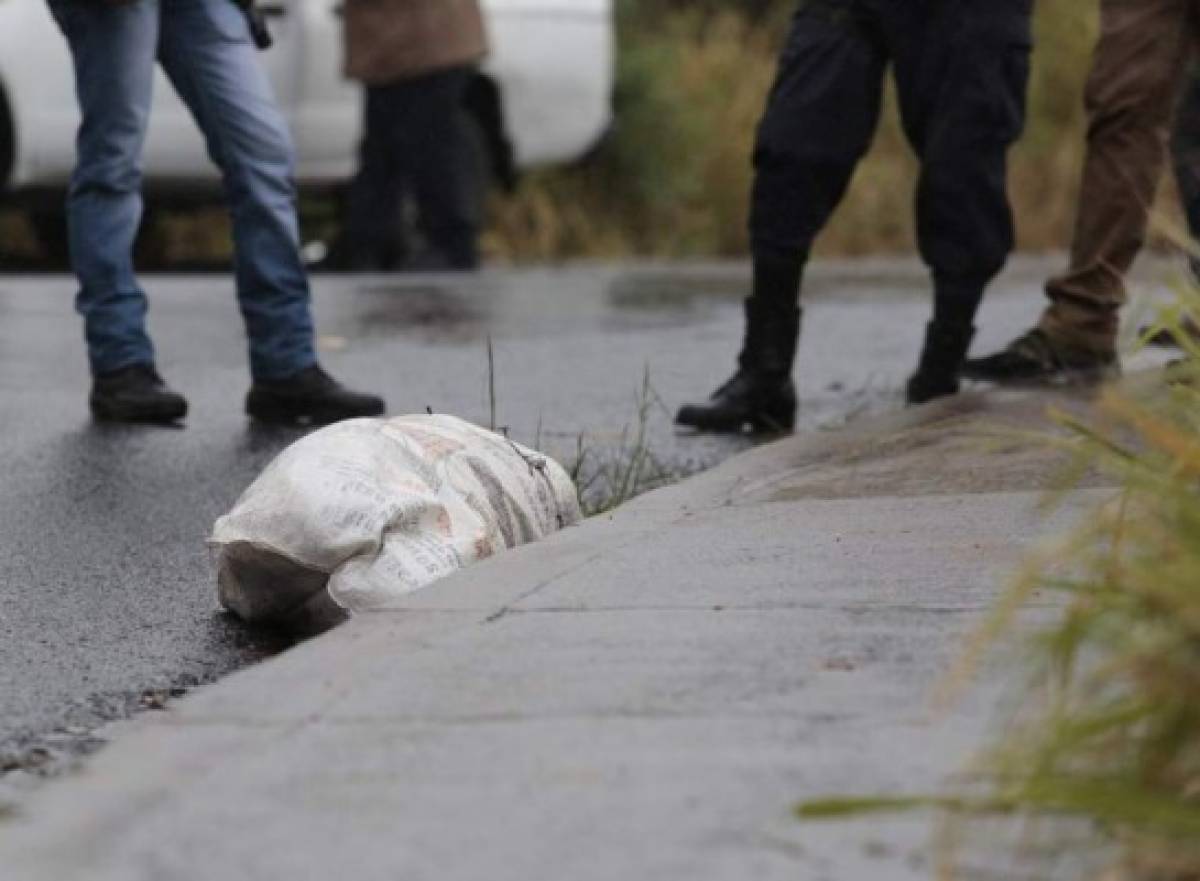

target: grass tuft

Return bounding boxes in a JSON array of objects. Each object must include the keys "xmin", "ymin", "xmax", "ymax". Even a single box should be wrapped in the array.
[
  {"xmin": 570, "ymin": 366, "xmax": 691, "ymax": 516},
  {"xmin": 479, "ymin": 339, "xmax": 690, "ymax": 517}
]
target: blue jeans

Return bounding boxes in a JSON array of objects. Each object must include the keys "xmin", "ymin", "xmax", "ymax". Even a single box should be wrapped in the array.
[{"xmin": 47, "ymin": 0, "xmax": 317, "ymax": 380}]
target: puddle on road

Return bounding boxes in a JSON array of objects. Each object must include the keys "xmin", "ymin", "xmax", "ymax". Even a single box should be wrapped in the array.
[
  {"xmin": 325, "ymin": 268, "xmax": 753, "ymax": 345},
  {"xmin": 328, "ymin": 264, "xmax": 950, "ymax": 347},
  {"xmin": 607, "ymin": 272, "xmax": 747, "ymax": 309},
  {"xmin": 346, "ymin": 283, "xmax": 488, "ymax": 342}
]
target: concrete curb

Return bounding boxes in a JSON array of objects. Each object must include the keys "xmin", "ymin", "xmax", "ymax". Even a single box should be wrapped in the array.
[{"xmin": 0, "ymin": 388, "xmax": 1115, "ymax": 881}]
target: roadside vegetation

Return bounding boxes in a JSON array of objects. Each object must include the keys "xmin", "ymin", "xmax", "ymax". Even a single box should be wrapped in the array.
[
  {"xmin": 566, "ymin": 367, "xmax": 696, "ymax": 516},
  {"xmin": 941, "ymin": 310, "xmax": 1200, "ymax": 880},
  {"xmin": 485, "ymin": 347, "xmax": 691, "ymax": 517},
  {"xmin": 798, "ymin": 288, "xmax": 1200, "ymax": 879}
]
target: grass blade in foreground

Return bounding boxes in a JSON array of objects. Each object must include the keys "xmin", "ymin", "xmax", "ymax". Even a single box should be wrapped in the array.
[{"xmin": 797, "ymin": 303, "xmax": 1200, "ymax": 880}]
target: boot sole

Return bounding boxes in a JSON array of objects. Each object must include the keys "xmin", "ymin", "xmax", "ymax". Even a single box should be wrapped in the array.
[
  {"xmin": 90, "ymin": 397, "xmax": 188, "ymax": 425},
  {"xmin": 961, "ymin": 364, "xmax": 1120, "ymax": 387},
  {"xmin": 905, "ymin": 374, "xmax": 960, "ymax": 406},
  {"xmin": 245, "ymin": 391, "xmax": 385, "ymax": 427}
]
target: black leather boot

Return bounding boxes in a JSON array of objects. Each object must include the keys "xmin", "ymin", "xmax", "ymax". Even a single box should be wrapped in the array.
[
  {"xmin": 906, "ymin": 322, "xmax": 975, "ymax": 405},
  {"xmin": 675, "ymin": 299, "xmax": 800, "ymax": 434},
  {"xmin": 90, "ymin": 364, "xmax": 188, "ymax": 424},
  {"xmin": 246, "ymin": 365, "xmax": 386, "ymax": 426}
]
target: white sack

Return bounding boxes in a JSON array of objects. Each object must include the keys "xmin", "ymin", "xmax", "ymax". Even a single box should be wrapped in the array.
[{"xmin": 210, "ymin": 414, "xmax": 581, "ymax": 622}]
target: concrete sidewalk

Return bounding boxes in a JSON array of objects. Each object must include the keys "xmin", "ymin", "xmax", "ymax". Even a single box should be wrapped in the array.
[{"xmin": 0, "ymin": 388, "xmax": 1115, "ymax": 881}]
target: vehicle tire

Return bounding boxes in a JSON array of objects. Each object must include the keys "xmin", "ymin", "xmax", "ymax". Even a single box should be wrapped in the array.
[
  {"xmin": 133, "ymin": 206, "xmax": 171, "ymax": 270},
  {"xmin": 0, "ymin": 85, "xmax": 13, "ymax": 192},
  {"xmin": 29, "ymin": 206, "xmax": 70, "ymax": 269}
]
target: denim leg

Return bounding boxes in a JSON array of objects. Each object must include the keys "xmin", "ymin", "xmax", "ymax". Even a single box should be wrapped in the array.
[
  {"xmin": 157, "ymin": 0, "xmax": 316, "ymax": 380},
  {"xmin": 47, "ymin": 0, "xmax": 158, "ymax": 375}
]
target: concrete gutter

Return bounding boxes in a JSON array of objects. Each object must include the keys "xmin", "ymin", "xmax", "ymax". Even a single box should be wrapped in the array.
[{"xmin": 0, "ymin": 388, "xmax": 1116, "ymax": 880}]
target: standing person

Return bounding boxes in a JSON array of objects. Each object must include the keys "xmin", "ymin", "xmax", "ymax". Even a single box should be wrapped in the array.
[
  {"xmin": 966, "ymin": 2, "xmax": 1199, "ymax": 383},
  {"xmin": 676, "ymin": 0, "xmax": 1034, "ymax": 433},
  {"xmin": 335, "ymin": 0, "xmax": 488, "ymax": 272},
  {"xmin": 47, "ymin": 0, "xmax": 385, "ymax": 426}
]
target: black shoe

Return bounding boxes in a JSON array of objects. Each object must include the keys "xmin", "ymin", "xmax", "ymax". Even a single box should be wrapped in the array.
[
  {"xmin": 962, "ymin": 328, "xmax": 1119, "ymax": 385},
  {"xmin": 675, "ymin": 298, "xmax": 801, "ymax": 434},
  {"xmin": 906, "ymin": 322, "xmax": 975, "ymax": 406},
  {"xmin": 90, "ymin": 364, "xmax": 188, "ymax": 424},
  {"xmin": 246, "ymin": 365, "xmax": 386, "ymax": 426},
  {"xmin": 676, "ymin": 370, "xmax": 797, "ymax": 433}
]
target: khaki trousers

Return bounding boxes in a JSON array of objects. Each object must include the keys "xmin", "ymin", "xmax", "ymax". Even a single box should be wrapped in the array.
[{"xmin": 1041, "ymin": 0, "xmax": 1200, "ymax": 355}]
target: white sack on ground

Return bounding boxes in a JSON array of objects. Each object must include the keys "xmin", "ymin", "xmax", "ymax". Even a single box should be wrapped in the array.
[{"xmin": 210, "ymin": 414, "xmax": 582, "ymax": 622}]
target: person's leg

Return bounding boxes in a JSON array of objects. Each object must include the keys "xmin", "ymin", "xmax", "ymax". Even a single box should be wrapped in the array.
[
  {"xmin": 966, "ymin": 0, "xmax": 1193, "ymax": 384},
  {"xmin": 46, "ymin": 0, "xmax": 188, "ymax": 423},
  {"xmin": 1039, "ymin": 0, "xmax": 1193, "ymax": 356},
  {"xmin": 339, "ymin": 85, "xmax": 407, "ymax": 270},
  {"xmin": 390, "ymin": 67, "xmax": 482, "ymax": 271},
  {"xmin": 892, "ymin": 0, "xmax": 1033, "ymax": 402},
  {"xmin": 157, "ymin": 0, "xmax": 383, "ymax": 423},
  {"xmin": 677, "ymin": 0, "xmax": 887, "ymax": 432},
  {"xmin": 46, "ymin": 0, "xmax": 158, "ymax": 375},
  {"xmin": 157, "ymin": 0, "xmax": 316, "ymax": 381}
]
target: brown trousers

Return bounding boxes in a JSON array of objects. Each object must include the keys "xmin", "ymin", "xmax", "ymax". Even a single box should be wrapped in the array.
[{"xmin": 1041, "ymin": 0, "xmax": 1200, "ymax": 354}]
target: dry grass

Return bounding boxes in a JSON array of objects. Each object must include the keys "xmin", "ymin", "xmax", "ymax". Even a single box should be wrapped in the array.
[
  {"xmin": 485, "ymin": 7, "xmax": 782, "ymax": 261},
  {"xmin": 566, "ymin": 366, "xmax": 690, "ymax": 516}
]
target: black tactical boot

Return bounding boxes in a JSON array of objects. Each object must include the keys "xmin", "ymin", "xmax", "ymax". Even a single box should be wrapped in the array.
[
  {"xmin": 906, "ymin": 322, "xmax": 976, "ymax": 405},
  {"xmin": 90, "ymin": 364, "xmax": 188, "ymax": 424},
  {"xmin": 675, "ymin": 299, "xmax": 800, "ymax": 434},
  {"xmin": 246, "ymin": 365, "xmax": 386, "ymax": 426}
]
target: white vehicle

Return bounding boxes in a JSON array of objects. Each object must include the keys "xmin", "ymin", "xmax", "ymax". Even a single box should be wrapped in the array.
[{"xmin": 0, "ymin": 0, "xmax": 613, "ymax": 243}]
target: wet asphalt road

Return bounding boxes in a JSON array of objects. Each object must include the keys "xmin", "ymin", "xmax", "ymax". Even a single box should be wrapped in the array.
[{"xmin": 0, "ymin": 257, "xmax": 1177, "ymax": 789}]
